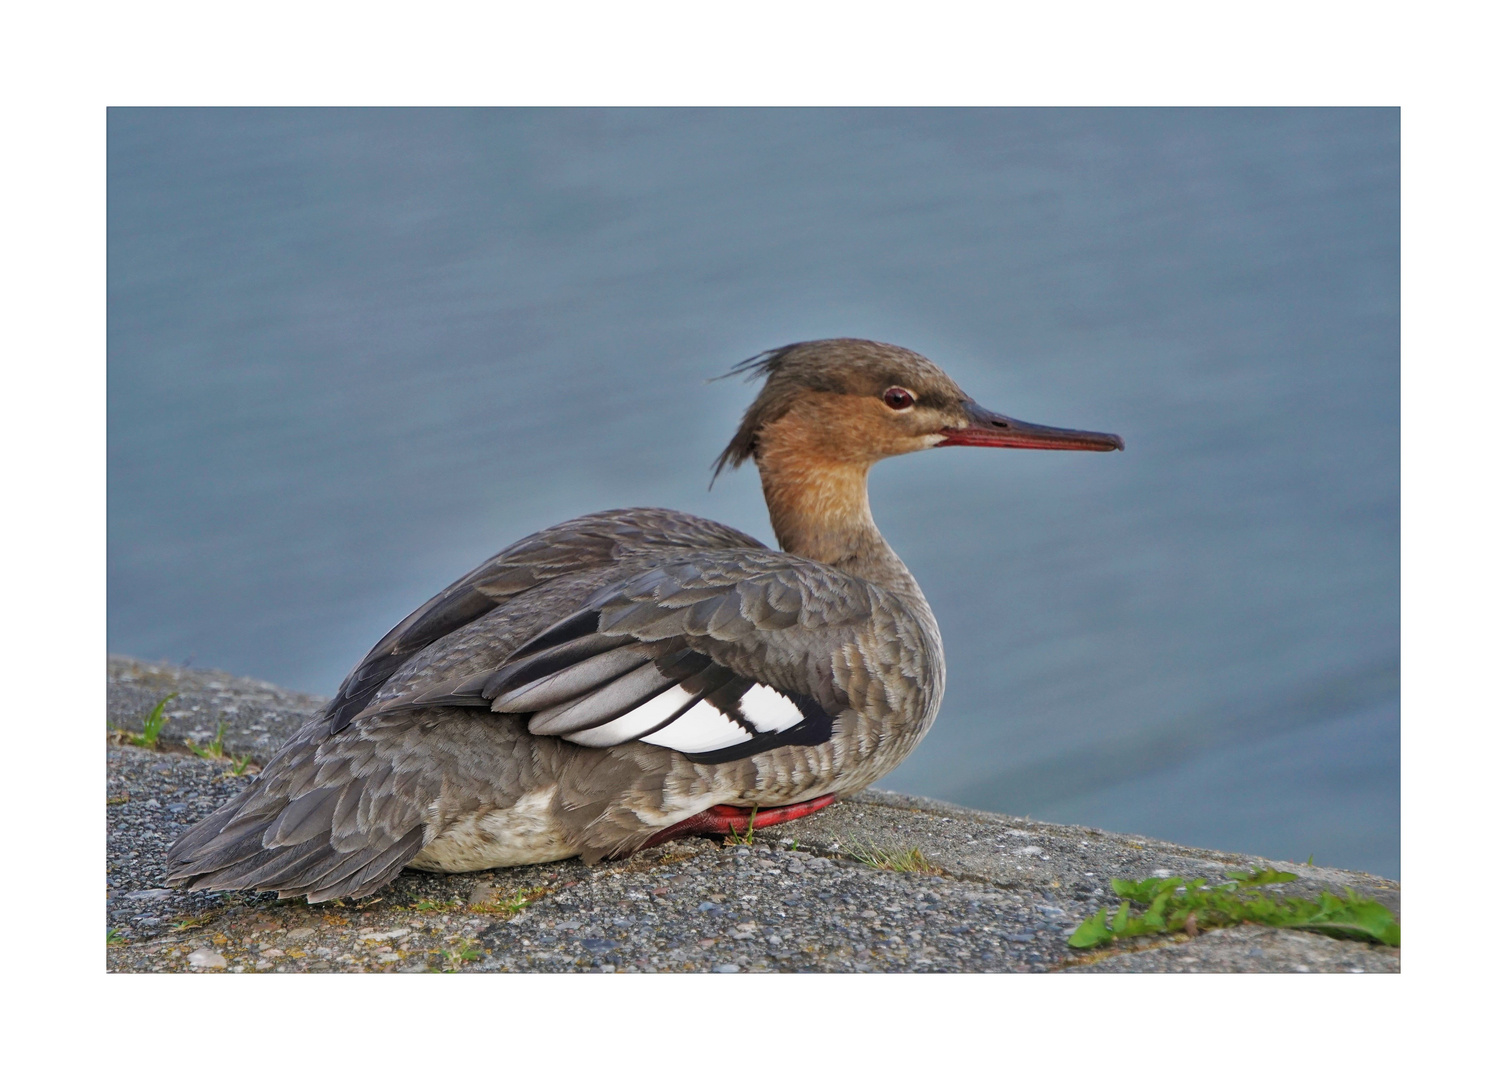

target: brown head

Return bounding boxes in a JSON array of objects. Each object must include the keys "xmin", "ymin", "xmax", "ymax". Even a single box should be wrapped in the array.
[{"xmin": 713, "ymin": 338, "xmax": 1122, "ymax": 571}]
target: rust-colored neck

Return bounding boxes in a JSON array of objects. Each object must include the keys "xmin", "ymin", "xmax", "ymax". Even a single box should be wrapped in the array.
[{"xmin": 754, "ymin": 411, "xmax": 925, "ymax": 605}]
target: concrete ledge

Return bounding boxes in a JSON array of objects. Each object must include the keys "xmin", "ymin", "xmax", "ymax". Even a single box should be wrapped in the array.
[{"xmin": 105, "ymin": 656, "xmax": 1400, "ymax": 973}]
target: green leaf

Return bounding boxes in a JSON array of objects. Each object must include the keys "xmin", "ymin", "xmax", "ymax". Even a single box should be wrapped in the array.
[
  {"xmin": 1068, "ymin": 909, "xmax": 1114, "ymax": 949},
  {"xmin": 1111, "ymin": 900, "xmax": 1131, "ymax": 934},
  {"xmin": 1148, "ymin": 888, "xmax": 1171, "ymax": 919},
  {"xmin": 1292, "ymin": 890, "xmax": 1400, "ymax": 946},
  {"xmin": 1229, "ymin": 866, "xmax": 1299, "ymax": 887},
  {"xmin": 1113, "ymin": 875, "xmax": 1183, "ymax": 905}
]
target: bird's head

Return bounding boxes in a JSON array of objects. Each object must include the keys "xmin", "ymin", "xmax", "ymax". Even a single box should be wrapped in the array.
[{"xmin": 713, "ymin": 338, "xmax": 1123, "ymax": 480}]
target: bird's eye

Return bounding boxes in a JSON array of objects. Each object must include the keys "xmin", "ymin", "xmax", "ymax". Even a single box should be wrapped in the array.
[{"xmin": 882, "ymin": 387, "xmax": 915, "ymax": 411}]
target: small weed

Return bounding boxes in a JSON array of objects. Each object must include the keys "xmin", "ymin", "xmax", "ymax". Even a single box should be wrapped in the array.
[
  {"xmin": 506, "ymin": 887, "xmax": 547, "ymax": 915},
  {"xmin": 842, "ymin": 838, "xmax": 939, "ymax": 874},
  {"xmin": 469, "ymin": 886, "xmax": 550, "ymax": 917},
  {"xmin": 723, "ymin": 808, "xmax": 760, "ymax": 846},
  {"xmin": 128, "ymin": 693, "xmax": 176, "ymax": 750},
  {"xmin": 187, "ymin": 721, "xmax": 228, "ymax": 760},
  {"xmin": 412, "ymin": 891, "xmax": 464, "ymax": 909},
  {"xmin": 172, "ymin": 912, "xmax": 215, "ymax": 932},
  {"xmin": 441, "ymin": 945, "xmax": 482, "ymax": 971},
  {"xmin": 1068, "ymin": 867, "xmax": 1401, "ymax": 950},
  {"xmin": 106, "ymin": 928, "xmax": 125, "ymax": 946},
  {"xmin": 107, "ymin": 794, "xmax": 130, "ymax": 806},
  {"xmin": 228, "ymin": 754, "xmax": 255, "ymax": 776}
]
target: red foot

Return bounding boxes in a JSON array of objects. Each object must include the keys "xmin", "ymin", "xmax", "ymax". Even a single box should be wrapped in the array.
[{"xmin": 640, "ymin": 794, "xmax": 837, "ymax": 850}]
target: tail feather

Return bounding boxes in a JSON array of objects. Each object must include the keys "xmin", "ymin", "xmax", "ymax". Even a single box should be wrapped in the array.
[
  {"xmin": 187, "ymin": 836, "xmax": 333, "ymax": 893},
  {"xmin": 161, "ymin": 725, "xmax": 432, "ymax": 902},
  {"xmin": 163, "ymin": 786, "xmax": 260, "ymax": 864},
  {"xmin": 267, "ymin": 786, "xmax": 340, "ymax": 847},
  {"xmin": 166, "ymin": 812, "xmax": 277, "ymax": 870},
  {"xmin": 303, "ymin": 828, "xmax": 426, "ymax": 902},
  {"xmin": 280, "ymin": 845, "xmax": 375, "ymax": 893}
]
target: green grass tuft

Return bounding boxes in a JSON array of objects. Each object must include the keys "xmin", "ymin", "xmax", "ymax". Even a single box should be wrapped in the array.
[
  {"xmin": 842, "ymin": 838, "xmax": 940, "ymax": 874},
  {"xmin": 468, "ymin": 886, "xmax": 550, "ymax": 917},
  {"xmin": 187, "ymin": 720, "xmax": 228, "ymax": 760},
  {"xmin": 129, "ymin": 693, "xmax": 177, "ymax": 750},
  {"xmin": 1068, "ymin": 867, "xmax": 1400, "ymax": 950},
  {"xmin": 441, "ymin": 945, "xmax": 482, "ymax": 971}
]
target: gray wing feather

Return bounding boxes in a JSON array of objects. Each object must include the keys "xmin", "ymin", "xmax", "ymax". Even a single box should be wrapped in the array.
[
  {"xmin": 527, "ymin": 661, "xmax": 675, "ymax": 736},
  {"xmin": 493, "ymin": 646, "xmax": 654, "ymax": 715}
]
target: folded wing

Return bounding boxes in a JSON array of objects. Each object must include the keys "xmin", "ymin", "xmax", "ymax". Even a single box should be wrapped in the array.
[
  {"xmin": 357, "ymin": 549, "xmax": 900, "ymax": 764},
  {"xmin": 323, "ymin": 509, "xmax": 766, "ymax": 733}
]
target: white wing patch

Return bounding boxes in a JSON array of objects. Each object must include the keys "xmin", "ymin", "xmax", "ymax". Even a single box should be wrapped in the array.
[
  {"xmin": 563, "ymin": 685, "xmax": 696, "ymax": 748},
  {"xmin": 641, "ymin": 699, "xmax": 753, "ymax": 753},
  {"xmin": 739, "ymin": 683, "xmax": 806, "ymax": 733},
  {"xmin": 636, "ymin": 684, "xmax": 805, "ymax": 754},
  {"xmin": 497, "ymin": 633, "xmax": 816, "ymax": 756}
]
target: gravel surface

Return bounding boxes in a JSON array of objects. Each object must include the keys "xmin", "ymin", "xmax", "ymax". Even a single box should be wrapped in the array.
[{"xmin": 106, "ymin": 657, "xmax": 1401, "ymax": 973}]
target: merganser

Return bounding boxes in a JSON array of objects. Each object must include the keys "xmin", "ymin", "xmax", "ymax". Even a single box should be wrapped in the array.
[{"xmin": 165, "ymin": 338, "xmax": 1122, "ymax": 901}]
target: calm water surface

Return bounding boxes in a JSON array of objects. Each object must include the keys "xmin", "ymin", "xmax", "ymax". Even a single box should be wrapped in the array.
[{"xmin": 108, "ymin": 109, "xmax": 1399, "ymax": 877}]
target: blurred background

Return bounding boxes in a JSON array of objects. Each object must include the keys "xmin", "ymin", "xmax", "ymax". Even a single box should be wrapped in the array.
[{"xmin": 107, "ymin": 109, "xmax": 1399, "ymax": 877}]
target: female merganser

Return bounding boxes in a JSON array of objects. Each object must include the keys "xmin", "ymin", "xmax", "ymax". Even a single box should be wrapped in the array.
[{"xmin": 165, "ymin": 339, "xmax": 1121, "ymax": 901}]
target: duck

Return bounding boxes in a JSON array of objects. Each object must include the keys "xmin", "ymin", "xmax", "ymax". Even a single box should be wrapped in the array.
[{"xmin": 164, "ymin": 338, "xmax": 1122, "ymax": 901}]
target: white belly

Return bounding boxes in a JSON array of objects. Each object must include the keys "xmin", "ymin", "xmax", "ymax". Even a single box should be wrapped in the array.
[{"xmin": 409, "ymin": 787, "xmax": 578, "ymax": 872}]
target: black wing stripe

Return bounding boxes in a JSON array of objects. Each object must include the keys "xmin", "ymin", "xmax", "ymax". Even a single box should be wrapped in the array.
[
  {"xmin": 514, "ymin": 608, "xmax": 604, "ymax": 658},
  {"xmin": 677, "ymin": 692, "xmax": 834, "ymax": 764},
  {"xmin": 491, "ymin": 647, "xmax": 654, "ymax": 714},
  {"xmin": 481, "ymin": 632, "xmax": 623, "ymax": 700},
  {"xmin": 409, "ymin": 671, "xmax": 494, "ymax": 709},
  {"xmin": 389, "ymin": 587, "xmax": 499, "ymax": 656}
]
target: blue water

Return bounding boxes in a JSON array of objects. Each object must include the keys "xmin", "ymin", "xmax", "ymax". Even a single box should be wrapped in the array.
[{"xmin": 107, "ymin": 109, "xmax": 1399, "ymax": 877}]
